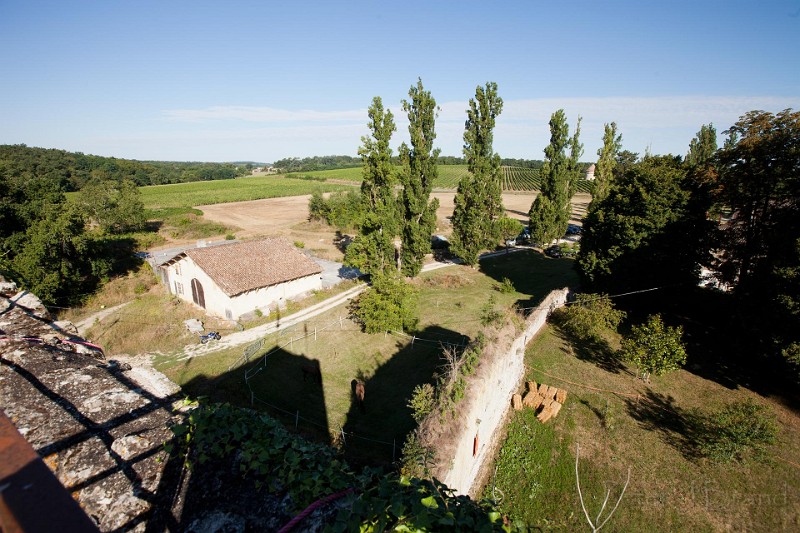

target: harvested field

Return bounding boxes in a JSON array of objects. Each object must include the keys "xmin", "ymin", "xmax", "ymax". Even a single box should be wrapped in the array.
[{"xmin": 193, "ymin": 192, "xmax": 591, "ymax": 259}]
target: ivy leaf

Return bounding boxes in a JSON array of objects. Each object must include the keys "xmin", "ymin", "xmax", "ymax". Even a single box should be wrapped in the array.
[{"xmin": 421, "ymin": 495, "xmax": 438, "ymax": 509}]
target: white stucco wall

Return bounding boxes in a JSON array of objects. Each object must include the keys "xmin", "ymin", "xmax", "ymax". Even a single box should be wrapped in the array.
[
  {"xmin": 441, "ymin": 287, "xmax": 570, "ymax": 497},
  {"xmin": 162, "ymin": 257, "xmax": 322, "ymax": 320}
]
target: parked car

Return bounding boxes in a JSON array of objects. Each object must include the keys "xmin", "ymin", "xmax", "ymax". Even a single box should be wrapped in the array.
[
  {"xmin": 566, "ymin": 224, "xmax": 582, "ymax": 235},
  {"xmin": 544, "ymin": 245, "xmax": 562, "ymax": 258}
]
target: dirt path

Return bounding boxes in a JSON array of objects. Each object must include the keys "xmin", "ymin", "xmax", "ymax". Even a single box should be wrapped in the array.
[{"xmin": 74, "ymin": 302, "xmax": 131, "ymax": 336}]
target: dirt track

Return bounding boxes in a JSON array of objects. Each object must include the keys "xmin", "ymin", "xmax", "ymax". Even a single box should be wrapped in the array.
[{"xmin": 196, "ymin": 192, "xmax": 591, "ymax": 260}]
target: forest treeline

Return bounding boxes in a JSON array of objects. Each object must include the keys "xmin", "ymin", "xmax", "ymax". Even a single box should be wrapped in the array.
[
  {"xmin": 274, "ymin": 153, "xmax": 546, "ymax": 172},
  {"xmin": 0, "ymin": 144, "xmax": 249, "ymax": 190}
]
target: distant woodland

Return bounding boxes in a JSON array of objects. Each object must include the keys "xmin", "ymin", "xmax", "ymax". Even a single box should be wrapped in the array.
[{"xmin": 0, "ymin": 144, "xmax": 250, "ymax": 190}]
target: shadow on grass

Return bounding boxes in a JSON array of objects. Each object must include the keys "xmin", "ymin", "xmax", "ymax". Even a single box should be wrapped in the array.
[
  {"xmin": 478, "ymin": 249, "xmax": 580, "ymax": 312},
  {"xmin": 341, "ymin": 325, "xmax": 463, "ymax": 468},
  {"xmin": 624, "ymin": 389, "xmax": 707, "ymax": 461},
  {"xmin": 179, "ymin": 325, "xmax": 463, "ymax": 468},
  {"xmin": 548, "ymin": 316, "xmax": 628, "ymax": 374},
  {"xmin": 618, "ymin": 285, "xmax": 800, "ymax": 413},
  {"xmin": 181, "ymin": 348, "xmax": 331, "ymax": 446}
]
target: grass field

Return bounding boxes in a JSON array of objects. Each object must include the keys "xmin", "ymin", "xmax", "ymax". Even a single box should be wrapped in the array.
[
  {"xmin": 295, "ymin": 165, "xmax": 594, "ymax": 193},
  {"xmin": 489, "ymin": 324, "xmax": 800, "ymax": 531},
  {"xmin": 138, "ymin": 175, "xmax": 352, "ymax": 210},
  {"xmin": 154, "ymin": 250, "xmax": 579, "ymax": 465}
]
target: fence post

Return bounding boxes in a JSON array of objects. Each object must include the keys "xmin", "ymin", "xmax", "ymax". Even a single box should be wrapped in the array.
[
  {"xmin": 340, "ymin": 426, "xmax": 346, "ymax": 446},
  {"xmin": 314, "ymin": 328, "xmax": 317, "ymax": 341}
]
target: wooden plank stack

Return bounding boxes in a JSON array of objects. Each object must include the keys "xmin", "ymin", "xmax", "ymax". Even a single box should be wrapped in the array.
[{"xmin": 512, "ymin": 380, "xmax": 567, "ymax": 423}]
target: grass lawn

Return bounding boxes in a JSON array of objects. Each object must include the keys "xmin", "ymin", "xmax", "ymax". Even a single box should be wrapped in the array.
[
  {"xmin": 489, "ymin": 324, "xmax": 800, "ymax": 531},
  {"xmin": 155, "ymin": 250, "xmax": 579, "ymax": 465},
  {"xmin": 138, "ymin": 175, "xmax": 352, "ymax": 210}
]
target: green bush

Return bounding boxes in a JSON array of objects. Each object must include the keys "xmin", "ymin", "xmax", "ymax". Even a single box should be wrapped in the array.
[
  {"xmin": 348, "ymin": 274, "xmax": 418, "ymax": 333},
  {"xmin": 480, "ymin": 295, "xmax": 503, "ymax": 326},
  {"xmin": 408, "ymin": 383, "xmax": 435, "ymax": 423},
  {"xmin": 699, "ymin": 400, "xmax": 778, "ymax": 463},
  {"xmin": 496, "ymin": 277, "xmax": 516, "ymax": 294},
  {"xmin": 620, "ymin": 314, "xmax": 686, "ymax": 382},
  {"xmin": 555, "ymin": 293, "xmax": 625, "ymax": 343}
]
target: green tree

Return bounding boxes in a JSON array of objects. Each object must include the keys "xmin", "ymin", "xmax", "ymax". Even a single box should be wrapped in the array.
[
  {"xmin": 577, "ymin": 155, "xmax": 696, "ymax": 292},
  {"xmin": 714, "ymin": 109, "xmax": 800, "ymax": 379},
  {"xmin": 528, "ymin": 110, "xmax": 583, "ymax": 246},
  {"xmin": 686, "ymin": 123, "xmax": 717, "ymax": 167},
  {"xmin": 349, "ymin": 273, "xmax": 419, "ymax": 333},
  {"xmin": 496, "ymin": 216, "xmax": 523, "ymax": 247},
  {"xmin": 10, "ymin": 204, "xmax": 95, "ymax": 305},
  {"xmin": 345, "ymin": 97, "xmax": 399, "ymax": 277},
  {"xmin": 592, "ymin": 122, "xmax": 622, "ymax": 204},
  {"xmin": 398, "ymin": 79, "xmax": 441, "ymax": 277},
  {"xmin": 80, "ymin": 178, "xmax": 146, "ymax": 234},
  {"xmin": 450, "ymin": 82, "xmax": 504, "ymax": 265},
  {"xmin": 621, "ymin": 314, "xmax": 687, "ymax": 382}
]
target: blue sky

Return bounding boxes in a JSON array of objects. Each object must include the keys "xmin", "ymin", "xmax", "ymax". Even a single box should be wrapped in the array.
[{"xmin": 1, "ymin": 0, "xmax": 798, "ymax": 163}]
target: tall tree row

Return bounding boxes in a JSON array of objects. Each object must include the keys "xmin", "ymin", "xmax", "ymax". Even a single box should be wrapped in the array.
[
  {"xmin": 344, "ymin": 97, "xmax": 400, "ymax": 278},
  {"xmin": 399, "ymin": 79, "xmax": 441, "ymax": 277},
  {"xmin": 450, "ymin": 82, "xmax": 504, "ymax": 266},
  {"xmin": 528, "ymin": 110, "xmax": 583, "ymax": 246},
  {"xmin": 592, "ymin": 122, "xmax": 622, "ymax": 205}
]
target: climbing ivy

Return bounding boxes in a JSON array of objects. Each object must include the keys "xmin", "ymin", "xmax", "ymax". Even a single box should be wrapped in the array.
[{"xmin": 167, "ymin": 402, "xmax": 519, "ymax": 531}]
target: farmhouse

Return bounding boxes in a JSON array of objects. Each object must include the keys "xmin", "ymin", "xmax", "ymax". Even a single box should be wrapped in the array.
[
  {"xmin": 584, "ymin": 163, "xmax": 596, "ymax": 180},
  {"xmin": 159, "ymin": 238, "xmax": 323, "ymax": 320}
]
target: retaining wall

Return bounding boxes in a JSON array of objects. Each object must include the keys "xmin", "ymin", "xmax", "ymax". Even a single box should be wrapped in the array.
[{"xmin": 441, "ymin": 287, "xmax": 570, "ymax": 496}]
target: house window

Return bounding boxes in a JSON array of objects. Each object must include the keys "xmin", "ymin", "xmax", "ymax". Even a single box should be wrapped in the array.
[
  {"xmin": 225, "ymin": 309, "xmax": 233, "ymax": 320},
  {"xmin": 175, "ymin": 264, "xmax": 181, "ymax": 276},
  {"xmin": 175, "ymin": 281, "xmax": 184, "ymax": 295}
]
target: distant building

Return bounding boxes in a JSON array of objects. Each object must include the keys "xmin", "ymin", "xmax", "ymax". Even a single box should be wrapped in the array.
[
  {"xmin": 159, "ymin": 238, "xmax": 322, "ymax": 320},
  {"xmin": 249, "ymin": 166, "xmax": 278, "ymax": 176},
  {"xmin": 585, "ymin": 163, "xmax": 596, "ymax": 181}
]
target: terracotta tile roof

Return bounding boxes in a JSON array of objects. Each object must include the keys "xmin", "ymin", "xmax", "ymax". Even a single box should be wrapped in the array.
[{"xmin": 184, "ymin": 238, "xmax": 322, "ymax": 297}]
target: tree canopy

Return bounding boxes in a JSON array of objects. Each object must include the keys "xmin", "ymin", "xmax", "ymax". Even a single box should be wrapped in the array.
[
  {"xmin": 713, "ymin": 109, "xmax": 800, "ymax": 377},
  {"xmin": 450, "ymin": 82, "xmax": 504, "ymax": 265},
  {"xmin": 344, "ymin": 97, "xmax": 400, "ymax": 278},
  {"xmin": 592, "ymin": 122, "xmax": 622, "ymax": 205},
  {"xmin": 398, "ymin": 79, "xmax": 440, "ymax": 277},
  {"xmin": 577, "ymin": 155, "xmax": 697, "ymax": 292},
  {"xmin": 528, "ymin": 110, "xmax": 583, "ymax": 246}
]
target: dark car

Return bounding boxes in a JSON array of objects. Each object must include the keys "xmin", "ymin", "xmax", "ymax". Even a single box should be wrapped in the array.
[
  {"xmin": 566, "ymin": 224, "xmax": 582, "ymax": 235},
  {"xmin": 544, "ymin": 245, "xmax": 562, "ymax": 258}
]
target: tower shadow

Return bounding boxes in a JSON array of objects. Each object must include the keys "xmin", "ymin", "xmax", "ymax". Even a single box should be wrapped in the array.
[{"xmin": 340, "ymin": 325, "xmax": 465, "ymax": 467}]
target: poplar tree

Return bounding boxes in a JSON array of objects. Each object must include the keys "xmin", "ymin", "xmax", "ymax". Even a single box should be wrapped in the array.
[
  {"xmin": 529, "ymin": 110, "xmax": 583, "ymax": 246},
  {"xmin": 398, "ymin": 78, "xmax": 440, "ymax": 277},
  {"xmin": 345, "ymin": 97, "xmax": 399, "ymax": 277},
  {"xmin": 450, "ymin": 82, "xmax": 504, "ymax": 266},
  {"xmin": 592, "ymin": 122, "xmax": 622, "ymax": 205},
  {"xmin": 686, "ymin": 123, "xmax": 717, "ymax": 167}
]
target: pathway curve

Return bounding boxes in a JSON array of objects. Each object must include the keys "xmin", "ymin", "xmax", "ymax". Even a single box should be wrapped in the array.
[{"xmin": 74, "ymin": 302, "xmax": 132, "ymax": 336}]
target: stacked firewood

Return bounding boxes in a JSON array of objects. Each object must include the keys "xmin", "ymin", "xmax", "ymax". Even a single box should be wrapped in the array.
[{"xmin": 511, "ymin": 380, "xmax": 567, "ymax": 423}]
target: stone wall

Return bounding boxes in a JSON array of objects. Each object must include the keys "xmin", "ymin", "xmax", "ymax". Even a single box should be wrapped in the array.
[{"xmin": 440, "ymin": 287, "xmax": 570, "ymax": 496}]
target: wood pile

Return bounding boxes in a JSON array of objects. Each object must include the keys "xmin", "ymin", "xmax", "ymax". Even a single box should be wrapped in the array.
[{"xmin": 512, "ymin": 380, "xmax": 567, "ymax": 423}]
